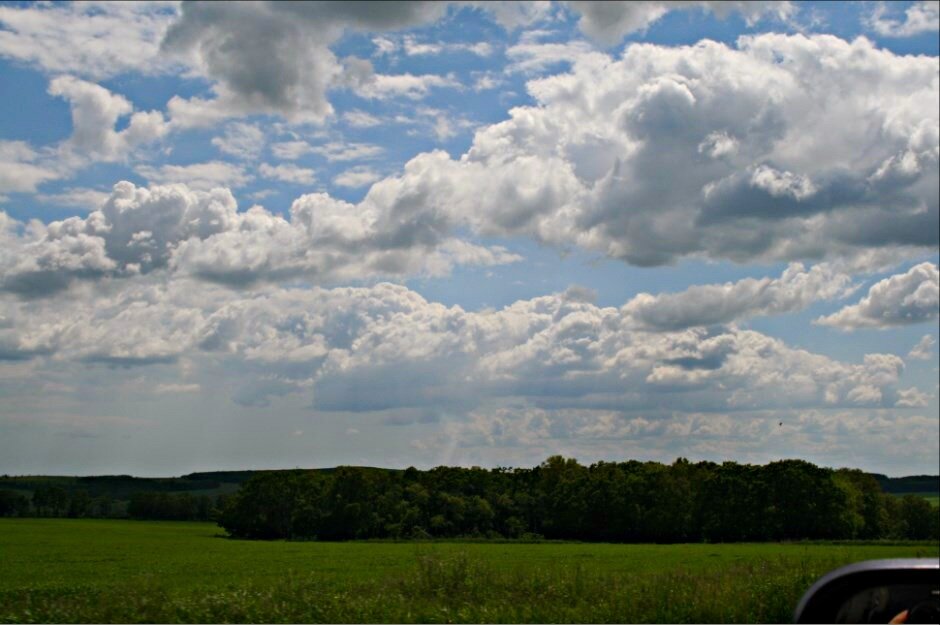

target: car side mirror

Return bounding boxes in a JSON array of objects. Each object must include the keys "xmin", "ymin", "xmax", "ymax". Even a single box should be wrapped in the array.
[{"xmin": 795, "ymin": 559, "xmax": 939, "ymax": 623}]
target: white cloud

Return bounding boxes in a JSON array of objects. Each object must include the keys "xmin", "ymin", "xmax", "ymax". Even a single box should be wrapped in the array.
[
  {"xmin": 211, "ymin": 123, "xmax": 265, "ymax": 160},
  {"xmin": 401, "ymin": 36, "xmax": 442, "ymax": 56},
  {"xmin": 416, "ymin": 406, "xmax": 937, "ymax": 471},
  {"xmin": 472, "ymin": 72, "xmax": 504, "ymax": 92},
  {"xmin": 270, "ymin": 141, "xmax": 313, "ymax": 160},
  {"xmin": 908, "ymin": 334, "xmax": 936, "ymax": 360},
  {"xmin": 0, "ymin": 181, "xmax": 520, "ymax": 296},
  {"xmin": 351, "ymin": 34, "xmax": 938, "ymax": 268},
  {"xmin": 2, "ymin": 78, "xmax": 165, "ymax": 198},
  {"xmin": 0, "ymin": 182, "xmax": 245, "ymax": 297},
  {"xmin": 36, "ymin": 187, "xmax": 110, "ymax": 211},
  {"xmin": 816, "ymin": 263, "xmax": 939, "ymax": 330},
  {"xmin": 622, "ymin": 262, "xmax": 856, "ymax": 331},
  {"xmin": 0, "ymin": 1, "xmax": 179, "ymax": 79},
  {"xmin": 0, "ymin": 141, "xmax": 61, "ymax": 195},
  {"xmin": 565, "ymin": 1, "xmax": 796, "ymax": 45},
  {"xmin": 391, "ymin": 107, "xmax": 476, "ymax": 142},
  {"xmin": 401, "ymin": 35, "xmax": 494, "ymax": 57},
  {"xmin": 259, "ymin": 163, "xmax": 317, "ymax": 185},
  {"xmin": 506, "ymin": 40, "xmax": 602, "ymax": 73},
  {"xmin": 353, "ymin": 71, "xmax": 462, "ymax": 100},
  {"xmin": 161, "ymin": 2, "xmax": 449, "ymax": 125},
  {"xmin": 311, "ymin": 142, "xmax": 384, "ymax": 162},
  {"xmin": 468, "ymin": 1, "xmax": 554, "ymax": 30},
  {"xmin": 247, "ymin": 189, "xmax": 277, "ymax": 201},
  {"xmin": 49, "ymin": 76, "xmax": 168, "ymax": 162},
  {"xmin": 371, "ymin": 35, "xmax": 398, "ymax": 57},
  {"xmin": 154, "ymin": 383, "xmax": 201, "ymax": 394},
  {"xmin": 867, "ymin": 1, "xmax": 939, "ymax": 37},
  {"xmin": 0, "ymin": 279, "xmax": 908, "ymax": 416},
  {"xmin": 136, "ymin": 161, "xmax": 250, "ymax": 191},
  {"xmin": 463, "ymin": 41, "xmax": 494, "ymax": 57},
  {"xmin": 895, "ymin": 386, "xmax": 930, "ymax": 408},
  {"xmin": 343, "ymin": 110, "xmax": 382, "ymax": 128},
  {"xmin": 4, "ymin": 34, "xmax": 935, "ymax": 303},
  {"xmin": 333, "ymin": 167, "xmax": 381, "ymax": 189}
]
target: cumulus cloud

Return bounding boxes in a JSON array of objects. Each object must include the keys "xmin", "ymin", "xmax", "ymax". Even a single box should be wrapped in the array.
[
  {"xmin": 259, "ymin": 163, "xmax": 317, "ymax": 185},
  {"xmin": 49, "ymin": 76, "xmax": 168, "ymax": 162},
  {"xmin": 0, "ymin": 280, "xmax": 909, "ymax": 416},
  {"xmin": 0, "ymin": 141, "xmax": 61, "ymax": 195},
  {"xmin": 333, "ymin": 166, "xmax": 382, "ymax": 188},
  {"xmin": 327, "ymin": 34, "xmax": 937, "ymax": 269},
  {"xmin": 343, "ymin": 110, "xmax": 383, "ymax": 128},
  {"xmin": 0, "ymin": 182, "xmax": 245, "ymax": 297},
  {"xmin": 895, "ymin": 386, "xmax": 930, "ymax": 408},
  {"xmin": 6, "ymin": 35, "xmax": 936, "ymax": 299},
  {"xmin": 816, "ymin": 263, "xmax": 939, "ymax": 330},
  {"xmin": 36, "ymin": 187, "xmax": 111, "ymax": 211},
  {"xmin": 270, "ymin": 140, "xmax": 314, "ymax": 160},
  {"xmin": 211, "ymin": 123, "xmax": 266, "ymax": 160},
  {"xmin": 154, "ymin": 383, "xmax": 201, "ymax": 394},
  {"xmin": 0, "ymin": 181, "xmax": 520, "ymax": 296},
  {"xmin": 468, "ymin": 1, "xmax": 554, "ymax": 30},
  {"xmin": 0, "ymin": 1, "xmax": 179, "ymax": 79},
  {"xmin": 908, "ymin": 334, "xmax": 936, "ymax": 360},
  {"xmin": 136, "ymin": 162, "xmax": 250, "ymax": 191},
  {"xmin": 867, "ymin": 1, "xmax": 939, "ymax": 38},
  {"xmin": 310, "ymin": 142, "xmax": 384, "ymax": 162},
  {"xmin": 415, "ymin": 405, "xmax": 937, "ymax": 470},
  {"xmin": 2, "ymin": 77, "xmax": 166, "ymax": 197},
  {"xmin": 622, "ymin": 262, "xmax": 856, "ymax": 331},
  {"xmin": 377, "ymin": 34, "xmax": 495, "ymax": 58},
  {"xmin": 160, "ymin": 1, "xmax": 450, "ymax": 125},
  {"xmin": 565, "ymin": 1, "xmax": 796, "ymax": 45},
  {"xmin": 351, "ymin": 69, "xmax": 462, "ymax": 100}
]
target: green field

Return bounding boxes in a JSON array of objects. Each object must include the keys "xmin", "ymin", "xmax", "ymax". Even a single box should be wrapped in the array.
[
  {"xmin": 0, "ymin": 519, "xmax": 937, "ymax": 623},
  {"xmin": 903, "ymin": 492, "xmax": 940, "ymax": 508}
]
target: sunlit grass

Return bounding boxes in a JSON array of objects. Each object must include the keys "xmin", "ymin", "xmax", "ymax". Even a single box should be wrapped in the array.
[{"xmin": 1, "ymin": 519, "xmax": 937, "ymax": 623}]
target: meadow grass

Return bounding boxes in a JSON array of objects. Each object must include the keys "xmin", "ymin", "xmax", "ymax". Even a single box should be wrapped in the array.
[
  {"xmin": 1, "ymin": 518, "xmax": 937, "ymax": 623},
  {"xmin": 889, "ymin": 491, "xmax": 940, "ymax": 507}
]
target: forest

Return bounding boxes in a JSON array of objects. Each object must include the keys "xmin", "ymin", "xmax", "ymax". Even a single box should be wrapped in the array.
[
  {"xmin": 217, "ymin": 457, "xmax": 938, "ymax": 542},
  {"xmin": 1, "ymin": 457, "xmax": 937, "ymax": 542}
]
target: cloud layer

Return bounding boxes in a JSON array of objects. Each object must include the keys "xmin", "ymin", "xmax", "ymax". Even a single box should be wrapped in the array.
[
  {"xmin": 0, "ymin": 277, "xmax": 912, "ymax": 416},
  {"xmin": 153, "ymin": 33, "xmax": 935, "ymax": 271},
  {"xmin": 0, "ymin": 5, "xmax": 936, "ymax": 474},
  {"xmin": 161, "ymin": 1, "xmax": 452, "ymax": 125},
  {"xmin": 0, "ymin": 181, "xmax": 519, "ymax": 297},
  {"xmin": 817, "ymin": 262, "xmax": 939, "ymax": 329}
]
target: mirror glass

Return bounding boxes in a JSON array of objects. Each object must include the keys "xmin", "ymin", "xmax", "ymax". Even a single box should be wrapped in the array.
[{"xmin": 835, "ymin": 584, "xmax": 940, "ymax": 624}]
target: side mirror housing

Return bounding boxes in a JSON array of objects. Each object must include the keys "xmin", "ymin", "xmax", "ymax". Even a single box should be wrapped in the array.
[{"xmin": 795, "ymin": 558, "xmax": 939, "ymax": 623}]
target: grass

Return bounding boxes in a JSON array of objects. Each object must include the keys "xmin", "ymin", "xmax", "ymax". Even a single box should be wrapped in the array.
[
  {"xmin": 0, "ymin": 519, "xmax": 937, "ymax": 623},
  {"xmin": 888, "ymin": 491, "xmax": 940, "ymax": 507},
  {"xmin": 901, "ymin": 492, "xmax": 940, "ymax": 507}
]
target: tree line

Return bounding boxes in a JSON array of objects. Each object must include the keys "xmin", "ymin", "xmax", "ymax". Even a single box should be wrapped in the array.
[
  {"xmin": 217, "ymin": 457, "xmax": 939, "ymax": 542},
  {"xmin": 0, "ymin": 486, "xmax": 228, "ymax": 522}
]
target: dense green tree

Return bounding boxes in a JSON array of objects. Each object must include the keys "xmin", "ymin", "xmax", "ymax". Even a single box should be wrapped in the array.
[
  {"xmin": 32, "ymin": 485, "xmax": 69, "ymax": 517},
  {"xmin": 898, "ymin": 495, "xmax": 937, "ymax": 539},
  {"xmin": 0, "ymin": 490, "xmax": 29, "ymax": 516},
  {"xmin": 67, "ymin": 490, "xmax": 92, "ymax": 518},
  {"xmin": 197, "ymin": 457, "xmax": 937, "ymax": 543}
]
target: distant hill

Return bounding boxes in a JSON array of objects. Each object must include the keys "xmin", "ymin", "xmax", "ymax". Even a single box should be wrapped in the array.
[
  {"xmin": 0, "ymin": 474, "xmax": 238, "ymax": 499},
  {"xmin": 871, "ymin": 474, "xmax": 940, "ymax": 495},
  {"xmin": 3, "ymin": 467, "xmax": 937, "ymax": 501},
  {"xmin": 0, "ymin": 466, "xmax": 398, "ymax": 499},
  {"xmin": 2, "ymin": 463, "xmax": 938, "ymax": 535}
]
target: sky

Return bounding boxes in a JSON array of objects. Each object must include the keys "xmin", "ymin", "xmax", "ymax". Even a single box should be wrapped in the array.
[{"xmin": 0, "ymin": 0, "xmax": 937, "ymax": 477}]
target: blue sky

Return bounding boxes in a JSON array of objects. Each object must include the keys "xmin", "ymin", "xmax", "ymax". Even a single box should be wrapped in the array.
[{"xmin": 0, "ymin": 0, "xmax": 937, "ymax": 476}]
